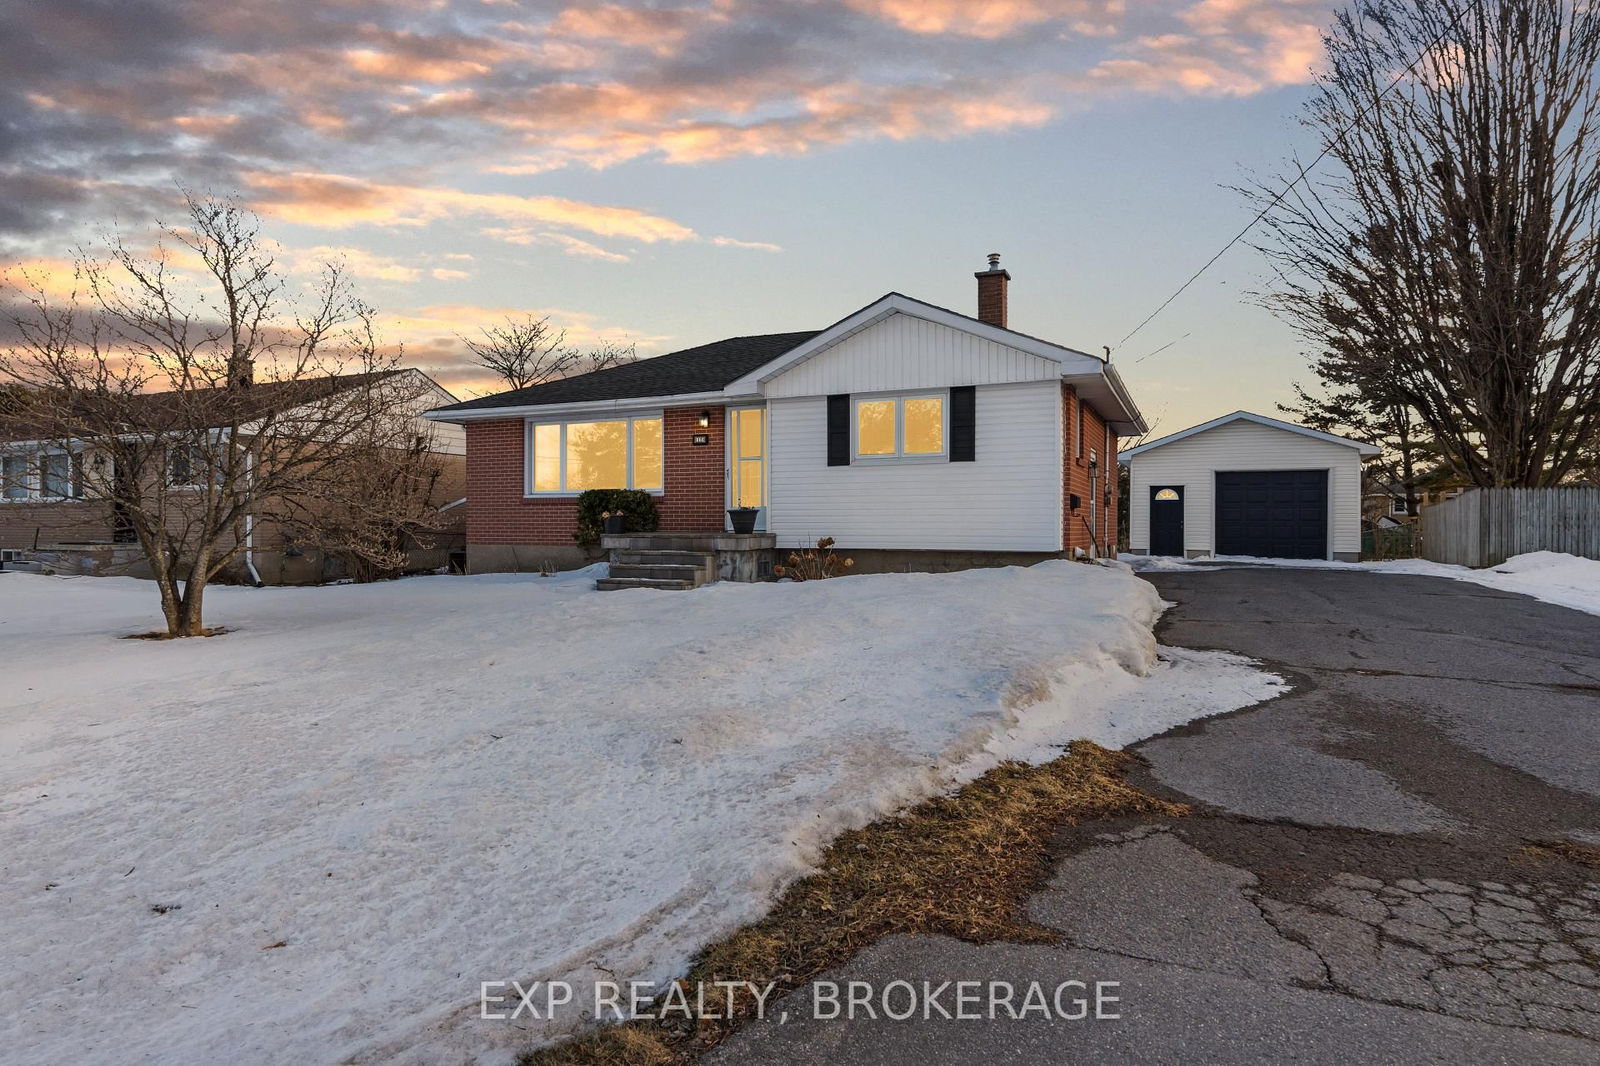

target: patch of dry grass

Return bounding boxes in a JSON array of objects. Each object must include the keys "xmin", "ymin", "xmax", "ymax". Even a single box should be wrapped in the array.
[
  {"xmin": 1524, "ymin": 838, "xmax": 1600, "ymax": 870},
  {"xmin": 122, "ymin": 627, "xmax": 230, "ymax": 640},
  {"xmin": 523, "ymin": 741, "xmax": 1185, "ymax": 1066}
]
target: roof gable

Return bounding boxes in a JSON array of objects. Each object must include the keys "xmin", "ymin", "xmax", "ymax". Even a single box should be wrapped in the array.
[
  {"xmin": 723, "ymin": 292, "xmax": 1106, "ymax": 393},
  {"xmin": 1120, "ymin": 410, "xmax": 1382, "ymax": 459},
  {"xmin": 758, "ymin": 307, "xmax": 1064, "ymax": 399}
]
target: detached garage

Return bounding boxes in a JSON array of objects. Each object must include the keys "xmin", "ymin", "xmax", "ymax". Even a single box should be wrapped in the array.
[{"xmin": 1121, "ymin": 411, "xmax": 1379, "ymax": 561}]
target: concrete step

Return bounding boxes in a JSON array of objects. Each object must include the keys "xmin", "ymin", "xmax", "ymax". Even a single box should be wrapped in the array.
[
  {"xmin": 608, "ymin": 563, "xmax": 706, "ymax": 582},
  {"xmin": 596, "ymin": 576, "xmax": 697, "ymax": 592},
  {"xmin": 610, "ymin": 550, "xmax": 715, "ymax": 568}
]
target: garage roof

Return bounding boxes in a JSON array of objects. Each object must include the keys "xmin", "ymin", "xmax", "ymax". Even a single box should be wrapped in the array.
[{"xmin": 1119, "ymin": 410, "xmax": 1381, "ymax": 459}]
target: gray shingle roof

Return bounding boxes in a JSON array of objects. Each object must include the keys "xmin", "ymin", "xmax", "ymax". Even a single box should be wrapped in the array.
[{"xmin": 431, "ymin": 330, "xmax": 819, "ymax": 413}]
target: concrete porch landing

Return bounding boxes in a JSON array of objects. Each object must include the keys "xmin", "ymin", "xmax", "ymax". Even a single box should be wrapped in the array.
[{"xmin": 598, "ymin": 532, "xmax": 776, "ymax": 590}]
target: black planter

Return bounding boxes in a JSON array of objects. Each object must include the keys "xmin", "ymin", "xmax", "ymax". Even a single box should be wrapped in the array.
[
  {"xmin": 602, "ymin": 515, "xmax": 627, "ymax": 535},
  {"xmin": 727, "ymin": 507, "xmax": 760, "ymax": 534}
]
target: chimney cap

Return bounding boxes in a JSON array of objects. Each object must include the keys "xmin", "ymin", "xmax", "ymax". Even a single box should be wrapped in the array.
[{"xmin": 974, "ymin": 251, "xmax": 1010, "ymax": 280}]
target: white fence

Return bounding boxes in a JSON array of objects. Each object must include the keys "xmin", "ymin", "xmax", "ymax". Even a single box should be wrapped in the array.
[{"xmin": 1420, "ymin": 487, "xmax": 1600, "ymax": 568}]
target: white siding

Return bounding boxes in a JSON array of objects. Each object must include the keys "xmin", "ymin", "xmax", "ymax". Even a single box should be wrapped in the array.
[
  {"xmin": 763, "ymin": 312, "xmax": 1059, "ymax": 399},
  {"xmin": 1126, "ymin": 420, "xmax": 1364, "ymax": 558},
  {"xmin": 768, "ymin": 380, "xmax": 1062, "ymax": 551}
]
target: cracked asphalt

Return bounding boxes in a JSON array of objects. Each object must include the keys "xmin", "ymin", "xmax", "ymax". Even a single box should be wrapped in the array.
[{"xmin": 711, "ymin": 567, "xmax": 1600, "ymax": 1065}]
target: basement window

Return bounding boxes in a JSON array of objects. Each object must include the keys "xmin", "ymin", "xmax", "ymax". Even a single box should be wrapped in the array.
[
  {"xmin": 527, "ymin": 415, "xmax": 663, "ymax": 495},
  {"xmin": 854, "ymin": 392, "xmax": 945, "ymax": 460}
]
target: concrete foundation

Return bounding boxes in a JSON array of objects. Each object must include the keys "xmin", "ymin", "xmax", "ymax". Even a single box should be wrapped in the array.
[
  {"xmin": 822, "ymin": 548, "xmax": 1066, "ymax": 575},
  {"xmin": 467, "ymin": 544, "xmax": 601, "ymax": 574}
]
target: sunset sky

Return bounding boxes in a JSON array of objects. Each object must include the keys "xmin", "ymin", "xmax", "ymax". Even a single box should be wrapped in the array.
[{"xmin": 2, "ymin": 0, "xmax": 1341, "ymax": 432}]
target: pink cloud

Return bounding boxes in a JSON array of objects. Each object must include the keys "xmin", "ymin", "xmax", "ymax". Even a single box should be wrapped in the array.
[
  {"xmin": 243, "ymin": 172, "xmax": 699, "ymax": 244},
  {"xmin": 842, "ymin": 0, "xmax": 1125, "ymax": 40}
]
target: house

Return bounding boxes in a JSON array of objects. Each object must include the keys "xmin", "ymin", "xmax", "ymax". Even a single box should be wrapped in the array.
[
  {"xmin": 424, "ymin": 256, "xmax": 1146, "ymax": 579},
  {"xmin": 1121, "ymin": 411, "xmax": 1380, "ymax": 561},
  {"xmin": 1363, "ymin": 478, "xmax": 1414, "ymax": 524},
  {"xmin": 0, "ymin": 369, "xmax": 466, "ymax": 583}
]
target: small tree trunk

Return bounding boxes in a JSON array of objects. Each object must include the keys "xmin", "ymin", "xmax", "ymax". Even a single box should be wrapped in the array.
[
  {"xmin": 176, "ymin": 547, "xmax": 212, "ymax": 636},
  {"xmin": 177, "ymin": 578, "xmax": 207, "ymax": 636},
  {"xmin": 157, "ymin": 573, "xmax": 183, "ymax": 637}
]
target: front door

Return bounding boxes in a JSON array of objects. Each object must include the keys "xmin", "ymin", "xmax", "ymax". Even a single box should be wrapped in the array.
[
  {"xmin": 1150, "ymin": 485, "xmax": 1184, "ymax": 556},
  {"xmin": 727, "ymin": 406, "xmax": 767, "ymax": 531}
]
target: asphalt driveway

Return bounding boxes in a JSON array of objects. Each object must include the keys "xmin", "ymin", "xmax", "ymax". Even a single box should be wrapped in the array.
[{"xmin": 712, "ymin": 567, "xmax": 1600, "ymax": 1065}]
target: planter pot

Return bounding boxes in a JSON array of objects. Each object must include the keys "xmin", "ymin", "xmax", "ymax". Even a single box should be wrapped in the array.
[
  {"xmin": 602, "ymin": 515, "xmax": 627, "ymax": 535},
  {"xmin": 727, "ymin": 508, "xmax": 760, "ymax": 535}
]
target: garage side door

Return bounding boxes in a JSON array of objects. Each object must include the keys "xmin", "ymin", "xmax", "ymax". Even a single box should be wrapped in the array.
[{"xmin": 1215, "ymin": 470, "xmax": 1328, "ymax": 559}]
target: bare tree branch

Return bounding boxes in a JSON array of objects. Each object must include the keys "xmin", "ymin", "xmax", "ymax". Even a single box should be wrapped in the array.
[
  {"xmin": 460, "ymin": 314, "xmax": 636, "ymax": 393},
  {"xmin": 1, "ymin": 195, "xmax": 436, "ymax": 635},
  {"xmin": 1249, "ymin": 0, "xmax": 1600, "ymax": 487}
]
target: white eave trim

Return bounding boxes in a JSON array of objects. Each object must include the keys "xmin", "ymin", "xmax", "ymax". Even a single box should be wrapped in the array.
[
  {"xmin": 423, "ymin": 389, "xmax": 742, "ymax": 423},
  {"xmin": 1119, "ymin": 410, "xmax": 1383, "ymax": 460},
  {"xmin": 1064, "ymin": 363, "xmax": 1148, "ymax": 437}
]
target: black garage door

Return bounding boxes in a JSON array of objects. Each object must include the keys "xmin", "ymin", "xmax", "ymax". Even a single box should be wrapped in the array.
[{"xmin": 1215, "ymin": 470, "xmax": 1328, "ymax": 559}]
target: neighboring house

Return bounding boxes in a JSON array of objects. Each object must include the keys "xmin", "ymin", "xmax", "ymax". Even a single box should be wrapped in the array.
[
  {"xmin": 1363, "ymin": 479, "xmax": 1414, "ymax": 523},
  {"xmin": 424, "ymin": 257, "xmax": 1146, "ymax": 575},
  {"xmin": 0, "ymin": 369, "xmax": 465, "ymax": 583},
  {"xmin": 1122, "ymin": 411, "xmax": 1380, "ymax": 561}
]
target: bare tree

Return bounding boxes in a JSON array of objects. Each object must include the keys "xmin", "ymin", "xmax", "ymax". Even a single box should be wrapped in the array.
[
  {"xmin": 1249, "ymin": 0, "xmax": 1600, "ymax": 487},
  {"xmin": 275, "ymin": 371, "xmax": 453, "ymax": 584},
  {"xmin": 460, "ymin": 314, "xmax": 635, "ymax": 392},
  {"xmin": 0, "ymin": 194, "xmax": 422, "ymax": 636},
  {"xmin": 1279, "ymin": 377, "xmax": 1437, "ymax": 515}
]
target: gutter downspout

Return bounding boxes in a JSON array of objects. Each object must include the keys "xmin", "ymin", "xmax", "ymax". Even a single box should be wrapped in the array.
[
  {"xmin": 244, "ymin": 449, "xmax": 263, "ymax": 587},
  {"xmin": 1088, "ymin": 454, "xmax": 1100, "ymax": 559}
]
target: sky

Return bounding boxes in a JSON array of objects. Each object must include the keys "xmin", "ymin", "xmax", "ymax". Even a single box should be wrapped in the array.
[{"xmin": 0, "ymin": 0, "xmax": 1342, "ymax": 433}]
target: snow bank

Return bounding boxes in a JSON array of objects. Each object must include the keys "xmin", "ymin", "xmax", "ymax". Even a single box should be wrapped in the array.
[
  {"xmin": 1122, "ymin": 551, "xmax": 1600, "ymax": 618},
  {"xmin": 1, "ymin": 562, "xmax": 1278, "ymax": 1065},
  {"xmin": 1471, "ymin": 551, "xmax": 1600, "ymax": 616}
]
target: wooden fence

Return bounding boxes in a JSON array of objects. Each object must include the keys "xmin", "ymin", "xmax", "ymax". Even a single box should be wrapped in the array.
[{"xmin": 1419, "ymin": 487, "xmax": 1600, "ymax": 568}]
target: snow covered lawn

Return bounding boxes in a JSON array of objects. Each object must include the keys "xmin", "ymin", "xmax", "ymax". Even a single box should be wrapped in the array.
[
  {"xmin": 1123, "ymin": 550, "xmax": 1600, "ymax": 618},
  {"xmin": 2, "ymin": 562, "xmax": 1279, "ymax": 1066}
]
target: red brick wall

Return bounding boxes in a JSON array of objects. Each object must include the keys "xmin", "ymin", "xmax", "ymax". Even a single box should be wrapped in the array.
[
  {"xmin": 465, "ymin": 404, "xmax": 728, "ymax": 546},
  {"xmin": 1062, "ymin": 385, "xmax": 1118, "ymax": 557},
  {"xmin": 659, "ymin": 405, "xmax": 726, "ymax": 531}
]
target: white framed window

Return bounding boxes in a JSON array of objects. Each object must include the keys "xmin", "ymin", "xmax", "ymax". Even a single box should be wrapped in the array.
[
  {"xmin": 1, "ymin": 455, "xmax": 27, "ymax": 501},
  {"xmin": 1075, "ymin": 397, "xmax": 1084, "ymax": 458},
  {"xmin": 526, "ymin": 414, "xmax": 664, "ymax": 495},
  {"xmin": 853, "ymin": 392, "xmax": 946, "ymax": 460},
  {"xmin": 1, "ymin": 451, "xmax": 79, "ymax": 501},
  {"xmin": 167, "ymin": 442, "xmax": 218, "ymax": 489}
]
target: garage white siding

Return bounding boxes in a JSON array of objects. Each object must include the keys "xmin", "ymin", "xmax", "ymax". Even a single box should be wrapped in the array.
[
  {"xmin": 762, "ymin": 312, "xmax": 1060, "ymax": 399},
  {"xmin": 768, "ymin": 380, "xmax": 1063, "ymax": 551},
  {"xmin": 1127, "ymin": 420, "xmax": 1365, "ymax": 558}
]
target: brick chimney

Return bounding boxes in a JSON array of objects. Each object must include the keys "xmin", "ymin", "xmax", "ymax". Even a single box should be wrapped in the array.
[
  {"xmin": 974, "ymin": 252, "xmax": 1009, "ymax": 329},
  {"xmin": 227, "ymin": 342, "xmax": 253, "ymax": 390}
]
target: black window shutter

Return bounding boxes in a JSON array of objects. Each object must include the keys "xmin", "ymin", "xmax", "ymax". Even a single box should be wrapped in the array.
[
  {"xmin": 949, "ymin": 386, "xmax": 976, "ymax": 462},
  {"xmin": 826, "ymin": 394, "xmax": 850, "ymax": 466}
]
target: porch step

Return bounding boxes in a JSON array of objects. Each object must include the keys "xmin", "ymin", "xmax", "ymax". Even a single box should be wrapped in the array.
[
  {"xmin": 595, "ymin": 576, "xmax": 698, "ymax": 592},
  {"xmin": 610, "ymin": 550, "xmax": 716, "ymax": 569},
  {"xmin": 607, "ymin": 563, "xmax": 706, "ymax": 582},
  {"xmin": 599, "ymin": 545, "xmax": 722, "ymax": 591}
]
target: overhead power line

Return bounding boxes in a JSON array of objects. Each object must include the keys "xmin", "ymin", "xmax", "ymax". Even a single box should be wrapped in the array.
[{"xmin": 1112, "ymin": 0, "xmax": 1485, "ymax": 356}]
